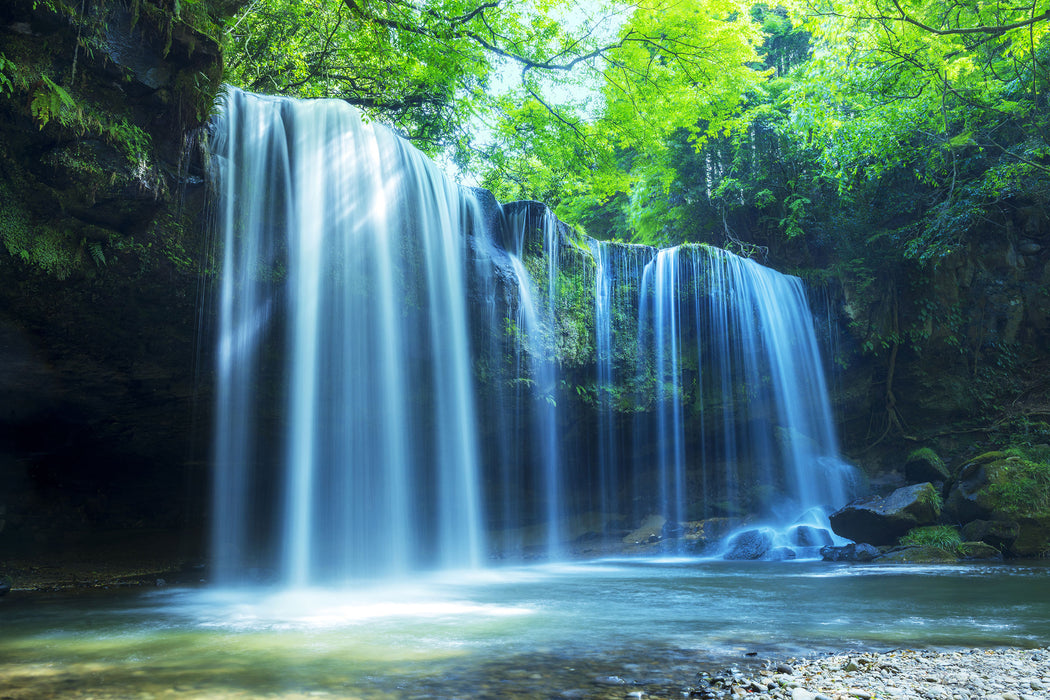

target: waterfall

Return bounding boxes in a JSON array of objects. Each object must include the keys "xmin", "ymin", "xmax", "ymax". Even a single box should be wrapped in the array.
[
  {"xmin": 502, "ymin": 206, "xmax": 564, "ymax": 555},
  {"xmin": 209, "ymin": 87, "xmax": 484, "ymax": 584},
  {"xmin": 588, "ymin": 240, "xmax": 655, "ymax": 527},
  {"xmin": 630, "ymin": 245, "xmax": 855, "ymax": 554},
  {"xmin": 208, "ymin": 89, "xmax": 855, "ymax": 581}
]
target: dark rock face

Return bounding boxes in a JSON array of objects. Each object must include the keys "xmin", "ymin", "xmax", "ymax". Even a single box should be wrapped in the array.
[
  {"xmin": 820, "ymin": 543, "xmax": 881, "ymax": 562},
  {"xmin": 0, "ymin": 1, "xmax": 239, "ymax": 557},
  {"xmin": 829, "ymin": 483, "xmax": 940, "ymax": 545}
]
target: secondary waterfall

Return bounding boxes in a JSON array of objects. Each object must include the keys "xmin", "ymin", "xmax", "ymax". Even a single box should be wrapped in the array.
[
  {"xmin": 634, "ymin": 247, "xmax": 855, "ymax": 554},
  {"xmin": 208, "ymin": 89, "xmax": 856, "ymax": 583}
]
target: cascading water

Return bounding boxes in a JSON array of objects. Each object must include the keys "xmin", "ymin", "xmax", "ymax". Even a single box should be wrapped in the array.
[
  {"xmin": 633, "ymin": 245, "xmax": 856, "ymax": 556},
  {"xmin": 208, "ymin": 88, "xmax": 855, "ymax": 581},
  {"xmin": 502, "ymin": 206, "xmax": 564, "ymax": 555},
  {"xmin": 588, "ymin": 240, "xmax": 655, "ymax": 525},
  {"xmin": 209, "ymin": 87, "xmax": 484, "ymax": 584}
]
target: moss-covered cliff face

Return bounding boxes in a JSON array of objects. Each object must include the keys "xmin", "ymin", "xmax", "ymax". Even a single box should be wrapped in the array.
[
  {"xmin": 0, "ymin": 0, "xmax": 242, "ymax": 558},
  {"xmin": 818, "ymin": 197, "xmax": 1050, "ymax": 491}
]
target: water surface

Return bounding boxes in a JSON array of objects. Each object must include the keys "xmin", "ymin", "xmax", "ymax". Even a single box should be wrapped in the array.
[{"xmin": 2, "ymin": 559, "xmax": 1048, "ymax": 698}]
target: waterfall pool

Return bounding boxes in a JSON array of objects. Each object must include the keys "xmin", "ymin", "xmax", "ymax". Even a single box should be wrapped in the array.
[{"xmin": 2, "ymin": 559, "xmax": 1048, "ymax": 698}]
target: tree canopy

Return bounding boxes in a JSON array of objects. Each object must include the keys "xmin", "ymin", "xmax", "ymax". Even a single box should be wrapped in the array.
[{"xmin": 221, "ymin": 0, "xmax": 1050, "ymax": 253}]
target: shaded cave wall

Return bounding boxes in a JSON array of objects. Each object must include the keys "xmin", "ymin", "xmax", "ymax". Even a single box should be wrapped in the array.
[{"xmin": 0, "ymin": 0, "xmax": 244, "ymax": 559}]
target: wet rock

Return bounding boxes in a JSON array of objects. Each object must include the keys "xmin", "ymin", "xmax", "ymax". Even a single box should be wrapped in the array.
[
  {"xmin": 961, "ymin": 519, "xmax": 1019, "ymax": 550},
  {"xmin": 661, "ymin": 520, "xmax": 686, "ymax": 539},
  {"xmin": 682, "ymin": 517, "xmax": 735, "ymax": 553},
  {"xmin": 792, "ymin": 525, "xmax": 833, "ymax": 547},
  {"xmin": 957, "ymin": 541, "xmax": 1003, "ymax": 560},
  {"xmin": 776, "ymin": 663, "xmax": 795, "ymax": 675},
  {"xmin": 766, "ymin": 546, "xmax": 798, "ymax": 561},
  {"xmin": 820, "ymin": 542, "xmax": 881, "ymax": 562},
  {"xmin": 723, "ymin": 529, "xmax": 774, "ymax": 560},
  {"xmin": 876, "ymin": 545, "xmax": 958, "ymax": 563},
  {"xmin": 829, "ymin": 483, "xmax": 940, "ymax": 545},
  {"xmin": 1011, "ymin": 516, "xmax": 1050, "ymax": 557},
  {"xmin": 623, "ymin": 515, "xmax": 666, "ymax": 545},
  {"xmin": 594, "ymin": 675, "xmax": 627, "ymax": 686}
]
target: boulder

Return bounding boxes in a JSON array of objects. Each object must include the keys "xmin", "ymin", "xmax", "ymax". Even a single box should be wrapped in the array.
[
  {"xmin": 1010, "ymin": 516, "xmax": 1050, "ymax": 557},
  {"xmin": 829, "ymin": 483, "xmax": 941, "ymax": 545},
  {"xmin": 904, "ymin": 448, "xmax": 950, "ymax": 484},
  {"xmin": 957, "ymin": 542, "xmax": 1003, "ymax": 561},
  {"xmin": 792, "ymin": 524, "xmax": 834, "ymax": 548},
  {"xmin": 876, "ymin": 545, "xmax": 959, "ymax": 563},
  {"xmin": 820, "ymin": 543, "xmax": 881, "ymax": 562},
  {"xmin": 943, "ymin": 454, "xmax": 998, "ymax": 523},
  {"xmin": 766, "ymin": 546, "xmax": 797, "ymax": 561},
  {"xmin": 723, "ymin": 529, "xmax": 774, "ymax": 560},
  {"xmin": 681, "ymin": 517, "xmax": 734, "ymax": 553},
  {"xmin": 960, "ymin": 519, "xmax": 1019, "ymax": 550}
]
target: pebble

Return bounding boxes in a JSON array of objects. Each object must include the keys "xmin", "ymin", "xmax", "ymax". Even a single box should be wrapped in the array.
[{"xmin": 691, "ymin": 647, "xmax": 1050, "ymax": 700}]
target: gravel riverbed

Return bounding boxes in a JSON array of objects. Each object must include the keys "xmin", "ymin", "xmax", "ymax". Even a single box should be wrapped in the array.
[{"xmin": 696, "ymin": 648, "xmax": 1049, "ymax": 700}]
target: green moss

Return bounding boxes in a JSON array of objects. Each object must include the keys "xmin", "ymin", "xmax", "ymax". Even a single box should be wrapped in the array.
[
  {"xmin": 0, "ymin": 180, "xmax": 96, "ymax": 279},
  {"xmin": 985, "ymin": 457, "xmax": 1050, "ymax": 518},
  {"xmin": 914, "ymin": 481, "xmax": 943, "ymax": 510},
  {"xmin": 907, "ymin": 447, "xmax": 945, "ymax": 470},
  {"xmin": 899, "ymin": 525, "xmax": 962, "ymax": 552}
]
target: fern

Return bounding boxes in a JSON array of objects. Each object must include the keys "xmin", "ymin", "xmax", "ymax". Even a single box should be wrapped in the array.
[
  {"xmin": 87, "ymin": 240, "xmax": 106, "ymax": 268},
  {"xmin": 30, "ymin": 76, "xmax": 77, "ymax": 130},
  {"xmin": 0, "ymin": 54, "xmax": 14, "ymax": 97}
]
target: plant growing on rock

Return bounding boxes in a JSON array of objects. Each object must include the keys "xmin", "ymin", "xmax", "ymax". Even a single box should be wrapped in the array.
[{"xmin": 899, "ymin": 525, "xmax": 962, "ymax": 553}]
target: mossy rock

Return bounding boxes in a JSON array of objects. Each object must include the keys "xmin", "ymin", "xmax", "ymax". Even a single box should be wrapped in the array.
[
  {"xmin": 1011, "ymin": 516, "xmax": 1050, "ymax": 558},
  {"xmin": 876, "ymin": 545, "xmax": 959, "ymax": 564},
  {"xmin": 905, "ymin": 447, "xmax": 950, "ymax": 483},
  {"xmin": 960, "ymin": 519, "xmax": 1019, "ymax": 550},
  {"xmin": 947, "ymin": 452, "xmax": 1050, "ymax": 523},
  {"xmin": 957, "ymin": 541, "xmax": 1003, "ymax": 561},
  {"xmin": 829, "ymin": 483, "xmax": 941, "ymax": 545}
]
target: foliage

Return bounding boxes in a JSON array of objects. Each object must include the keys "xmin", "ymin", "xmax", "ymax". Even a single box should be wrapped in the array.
[
  {"xmin": 222, "ymin": 0, "xmax": 769, "ymax": 204},
  {"xmin": 914, "ymin": 481, "xmax": 943, "ymax": 510},
  {"xmin": 0, "ymin": 54, "xmax": 14, "ymax": 97},
  {"xmin": 899, "ymin": 525, "xmax": 962, "ymax": 552},
  {"xmin": 30, "ymin": 76, "xmax": 78, "ymax": 129},
  {"xmin": 0, "ymin": 184, "xmax": 86, "ymax": 280}
]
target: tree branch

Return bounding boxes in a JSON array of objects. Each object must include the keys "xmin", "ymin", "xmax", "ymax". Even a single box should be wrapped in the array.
[{"xmin": 889, "ymin": 0, "xmax": 1050, "ymax": 36}]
